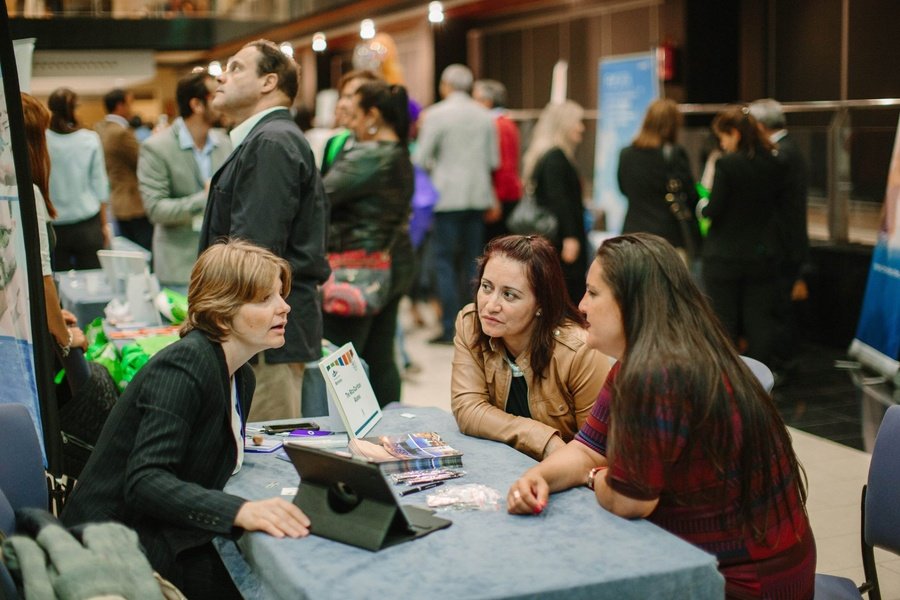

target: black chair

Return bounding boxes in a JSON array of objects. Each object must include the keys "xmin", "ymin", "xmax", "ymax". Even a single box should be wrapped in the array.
[
  {"xmin": 740, "ymin": 355, "xmax": 774, "ymax": 393},
  {"xmin": 0, "ymin": 404, "xmax": 49, "ymax": 600},
  {"xmin": 815, "ymin": 404, "xmax": 900, "ymax": 599},
  {"xmin": 0, "ymin": 404, "xmax": 48, "ymax": 517}
]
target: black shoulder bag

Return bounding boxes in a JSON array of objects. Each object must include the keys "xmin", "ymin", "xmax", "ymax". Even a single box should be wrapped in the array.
[{"xmin": 663, "ymin": 145, "xmax": 698, "ymax": 260}]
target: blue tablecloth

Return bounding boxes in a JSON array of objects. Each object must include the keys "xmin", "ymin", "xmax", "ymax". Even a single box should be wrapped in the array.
[{"xmin": 219, "ymin": 407, "xmax": 724, "ymax": 599}]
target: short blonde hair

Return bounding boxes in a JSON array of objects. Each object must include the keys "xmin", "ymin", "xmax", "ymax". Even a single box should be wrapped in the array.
[{"xmin": 181, "ymin": 239, "xmax": 292, "ymax": 342}]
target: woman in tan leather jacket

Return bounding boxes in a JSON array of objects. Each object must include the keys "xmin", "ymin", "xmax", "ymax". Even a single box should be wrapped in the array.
[{"xmin": 451, "ymin": 235, "xmax": 611, "ymax": 460}]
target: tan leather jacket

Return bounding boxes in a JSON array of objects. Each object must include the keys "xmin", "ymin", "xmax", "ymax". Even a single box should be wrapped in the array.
[{"xmin": 451, "ymin": 304, "xmax": 611, "ymax": 460}]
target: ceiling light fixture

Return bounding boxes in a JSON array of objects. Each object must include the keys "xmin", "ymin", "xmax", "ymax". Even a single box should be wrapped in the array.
[
  {"xmin": 428, "ymin": 1, "xmax": 444, "ymax": 24},
  {"xmin": 312, "ymin": 32, "xmax": 327, "ymax": 52},
  {"xmin": 360, "ymin": 18, "xmax": 376, "ymax": 40}
]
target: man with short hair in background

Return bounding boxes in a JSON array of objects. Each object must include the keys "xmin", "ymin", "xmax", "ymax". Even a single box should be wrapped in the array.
[
  {"xmin": 749, "ymin": 98, "xmax": 810, "ymax": 382},
  {"xmin": 199, "ymin": 39, "xmax": 330, "ymax": 421},
  {"xmin": 413, "ymin": 64, "xmax": 499, "ymax": 344},
  {"xmin": 95, "ymin": 88, "xmax": 153, "ymax": 251},
  {"xmin": 139, "ymin": 72, "xmax": 232, "ymax": 289}
]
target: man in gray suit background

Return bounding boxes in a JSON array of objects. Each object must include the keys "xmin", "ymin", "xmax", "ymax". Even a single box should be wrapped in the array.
[
  {"xmin": 413, "ymin": 64, "xmax": 499, "ymax": 344},
  {"xmin": 138, "ymin": 72, "xmax": 232, "ymax": 288}
]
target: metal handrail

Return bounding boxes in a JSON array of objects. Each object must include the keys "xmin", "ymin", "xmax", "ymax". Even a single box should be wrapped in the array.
[{"xmin": 680, "ymin": 98, "xmax": 900, "ymax": 114}]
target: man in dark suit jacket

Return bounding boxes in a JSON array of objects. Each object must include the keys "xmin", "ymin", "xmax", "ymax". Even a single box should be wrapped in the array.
[
  {"xmin": 200, "ymin": 39, "xmax": 330, "ymax": 421},
  {"xmin": 749, "ymin": 99, "xmax": 809, "ymax": 279},
  {"xmin": 750, "ymin": 99, "xmax": 810, "ymax": 376}
]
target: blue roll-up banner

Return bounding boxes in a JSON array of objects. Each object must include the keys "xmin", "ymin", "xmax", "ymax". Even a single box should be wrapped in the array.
[
  {"xmin": 849, "ymin": 115, "xmax": 900, "ymax": 381},
  {"xmin": 592, "ymin": 52, "xmax": 660, "ymax": 234}
]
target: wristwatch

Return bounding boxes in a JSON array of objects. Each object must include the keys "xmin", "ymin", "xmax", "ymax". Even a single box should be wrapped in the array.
[
  {"xmin": 586, "ymin": 466, "xmax": 607, "ymax": 490},
  {"xmin": 58, "ymin": 329, "xmax": 73, "ymax": 358}
]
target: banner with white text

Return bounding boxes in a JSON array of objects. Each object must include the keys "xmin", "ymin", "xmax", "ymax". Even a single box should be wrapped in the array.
[{"xmin": 592, "ymin": 52, "xmax": 659, "ymax": 234}]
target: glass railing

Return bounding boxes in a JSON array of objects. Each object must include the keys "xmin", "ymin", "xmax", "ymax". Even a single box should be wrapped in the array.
[
  {"xmin": 510, "ymin": 99, "xmax": 900, "ymax": 246},
  {"xmin": 680, "ymin": 100, "xmax": 900, "ymax": 246}
]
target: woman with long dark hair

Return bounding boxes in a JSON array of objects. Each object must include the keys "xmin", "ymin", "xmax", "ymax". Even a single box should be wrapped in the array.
[
  {"xmin": 702, "ymin": 106, "xmax": 788, "ymax": 370},
  {"xmin": 46, "ymin": 87, "xmax": 110, "ymax": 270},
  {"xmin": 619, "ymin": 99, "xmax": 700, "ymax": 260},
  {"xmin": 322, "ymin": 80, "xmax": 414, "ymax": 406},
  {"xmin": 452, "ymin": 235, "xmax": 609, "ymax": 460},
  {"xmin": 508, "ymin": 233, "xmax": 815, "ymax": 598}
]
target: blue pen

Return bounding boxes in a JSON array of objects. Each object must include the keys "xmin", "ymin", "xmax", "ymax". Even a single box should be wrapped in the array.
[{"xmin": 289, "ymin": 429, "xmax": 338, "ymax": 437}]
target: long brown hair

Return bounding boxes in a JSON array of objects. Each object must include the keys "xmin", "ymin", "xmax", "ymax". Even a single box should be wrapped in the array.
[
  {"xmin": 472, "ymin": 235, "xmax": 586, "ymax": 379},
  {"xmin": 712, "ymin": 105, "xmax": 775, "ymax": 158},
  {"xmin": 21, "ymin": 93, "xmax": 56, "ymax": 219},
  {"xmin": 597, "ymin": 233, "xmax": 806, "ymax": 541},
  {"xmin": 47, "ymin": 87, "xmax": 79, "ymax": 134},
  {"xmin": 632, "ymin": 99, "xmax": 682, "ymax": 149}
]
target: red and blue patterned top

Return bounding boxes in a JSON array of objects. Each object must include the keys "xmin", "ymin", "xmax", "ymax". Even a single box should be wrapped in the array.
[{"xmin": 576, "ymin": 363, "xmax": 816, "ymax": 599}]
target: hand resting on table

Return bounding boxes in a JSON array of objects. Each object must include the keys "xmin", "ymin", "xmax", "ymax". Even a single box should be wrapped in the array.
[{"xmin": 235, "ymin": 498, "xmax": 311, "ymax": 538}]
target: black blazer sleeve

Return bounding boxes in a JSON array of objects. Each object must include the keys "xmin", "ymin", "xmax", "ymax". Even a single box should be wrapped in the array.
[{"xmin": 122, "ymin": 336, "xmax": 247, "ymax": 534}]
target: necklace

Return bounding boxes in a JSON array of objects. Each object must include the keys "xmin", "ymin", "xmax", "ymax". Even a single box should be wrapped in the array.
[{"xmin": 504, "ymin": 352, "xmax": 525, "ymax": 377}]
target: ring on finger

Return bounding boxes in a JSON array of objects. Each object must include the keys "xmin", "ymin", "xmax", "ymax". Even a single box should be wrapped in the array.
[{"xmin": 513, "ymin": 490, "xmax": 521, "ymax": 500}]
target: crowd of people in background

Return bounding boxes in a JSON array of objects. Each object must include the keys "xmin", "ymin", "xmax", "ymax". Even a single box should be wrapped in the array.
[{"xmin": 23, "ymin": 36, "xmax": 817, "ymax": 597}]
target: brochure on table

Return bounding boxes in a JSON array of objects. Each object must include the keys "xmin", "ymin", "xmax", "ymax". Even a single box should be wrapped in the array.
[{"xmin": 318, "ymin": 342, "xmax": 381, "ymax": 438}]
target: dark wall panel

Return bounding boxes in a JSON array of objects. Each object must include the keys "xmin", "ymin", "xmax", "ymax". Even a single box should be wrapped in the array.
[
  {"xmin": 684, "ymin": 0, "xmax": 739, "ymax": 102},
  {"xmin": 774, "ymin": 0, "xmax": 841, "ymax": 101},
  {"xmin": 482, "ymin": 30, "xmax": 524, "ymax": 108},
  {"xmin": 848, "ymin": 0, "xmax": 900, "ymax": 99},
  {"xmin": 608, "ymin": 8, "xmax": 651, "ymax": 55},
  {"xmin": 530, "ymin": 23, "xmax": 561, "ymax": 108},
  {"xmin": 566, "ymin": 17, "xmax": 593, "ymax": 109}
]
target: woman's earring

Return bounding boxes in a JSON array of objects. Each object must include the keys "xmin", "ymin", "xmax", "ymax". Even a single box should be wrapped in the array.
[
  {"xmin": 367, "ymin": 122, "xmax": 378, "ymax": 135},
  {"xmin": 536, "ymin": 310, "xmax": 542, "ymax": 317}
]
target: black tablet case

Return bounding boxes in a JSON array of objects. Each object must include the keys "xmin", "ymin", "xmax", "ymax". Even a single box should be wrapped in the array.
[{"xmin": 283, "ymin": 443, "xmax": 452, "ymax": 551}]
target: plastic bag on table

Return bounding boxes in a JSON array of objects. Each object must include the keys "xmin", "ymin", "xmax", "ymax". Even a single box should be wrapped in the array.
[{"xmin": 425, "ymin": 484, "xmax": 502, "ymax": 511}]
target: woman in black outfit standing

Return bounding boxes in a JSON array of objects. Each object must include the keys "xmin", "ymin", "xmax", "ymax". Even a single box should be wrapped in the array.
[
  {"xmin": 701, "ymin": 106, "xmax": 788, "ymax": 370},
  {"xmin": 521, "ymin": 100, "xmax": 589, "ymax": 304},
  {"xmin": 619, "ymin": 99, "xmax": 700, "ymax": 262},
  {"xmin": 322, "ymin": 81, "xmax": 414, "ymax": 406}
]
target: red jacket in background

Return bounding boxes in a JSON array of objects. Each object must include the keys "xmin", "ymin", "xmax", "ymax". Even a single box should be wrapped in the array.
[{"xmin": 492, "ymin": 113, "xmax": 523, "ymax": 202}]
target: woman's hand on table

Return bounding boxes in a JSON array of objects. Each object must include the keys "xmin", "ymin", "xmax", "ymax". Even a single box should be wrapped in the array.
[
  {"xmin": 235, "ymin": 498, "xmax": 311, "ymax": 538},
  {"xmin": 507, "ymin": 473, "xmax": 549, "ymax": 515}
]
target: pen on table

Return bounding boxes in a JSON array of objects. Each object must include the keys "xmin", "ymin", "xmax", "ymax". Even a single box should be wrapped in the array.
[
  {"xmin": 400, "ymin": 481, "xmax": 445, "ymax": 496},
  {"xmin": 288, "ymin": 429, "xmax": 339, "ymax": 437}
]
